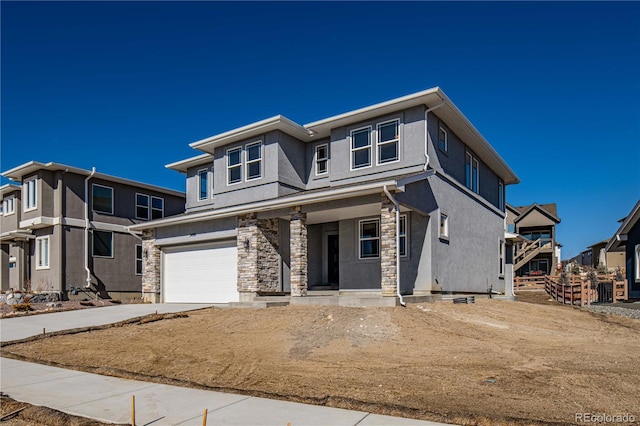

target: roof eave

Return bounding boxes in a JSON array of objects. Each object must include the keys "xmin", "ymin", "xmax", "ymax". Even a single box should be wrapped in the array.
[{"xmin": 165, "ymin": 154, "xmax": 213, "ymax": 173}]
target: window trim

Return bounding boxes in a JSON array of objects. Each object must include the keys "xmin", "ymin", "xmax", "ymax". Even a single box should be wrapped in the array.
[
  {"xmin": 376, "ymin": 119, "xmax": 400, "ymax": 165},
  {"xmin": 135, "ymin": 193, "xmax": 150, "ymax": 220},
  {"xmin": 399, "ymin": 214, "xmax": 408, "ymax": 258},
  {"xmin": 439, "ymin": 212, "xmax": 449, "ymax": 240},
  {"xmin": 498, "ymin": 180, "xmax": 504, "ymax": 210},
  {"xmin": 465, "ymin": 151, "xmax": 479, "ymax": 194},
  {"xmin": 227, "ymin": 147, "xmax": 243, "ymax": 185},
  {"xmin": 135, "ymin": 244, "xmax": 143, "ymax": 275},
  {"xmin": 35, "ymin": 236, "xmax": 50, "ymax": 270},
  {"xmin": 315, "ymin": 143, "xmax": 329, "ymax": 176},
  {"xmin": 92, "ymin": 230, "xmax": 114, "ymax": 258},
  {"xmin": 3, "ymin": 195, "xmax": 16, "ymax": 216},
  {"xmin": 245, "ymin": 141, "xmax": 263, "ymax": 181},
  {"xmin": 24, "ymin": 178, "xmax": 38, "ymax": 212},
  {"xmin": 499, "ymin": 238, "xmax": 505, "ymax": 277},
  {"xmin": 92, "ymin": 184, "xmax": 114, "ymax": 215},
  {"xmin": 358, "ymin": 218, "xmax": 380, "ymax": 260},
  {"xmin": 197, "ymin": 169, "xmax": 208, "ymax": 201},
  {"xmin": 438, "ymin": 126, "xmax": 448, "ymax": 153},
  {"xmin": 151, "ymin": 196, "xmax": 164, "ymax": 220},
  {"xmin": 350, "ymin": 126, "xmax": 372, "ymax": 170}
]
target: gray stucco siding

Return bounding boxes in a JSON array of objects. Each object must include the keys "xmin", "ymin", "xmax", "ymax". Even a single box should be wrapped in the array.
[
  {"xmin": 90, "ymin": 230, "xmax": 142, "ymax": 293},
  {"xmin": 1, "ymin": 190, "xmax": 21, "ymax": 233},
  {"xmin": 305, "ymin": 138, "xmax": 331, "ymax": 190},
  {"xmin": 277, "ymin": 131, "xmax": 307, "ymax": 189},
  {"xmin": 337, "ymin": 218, "xmax": 382, "ymax": 290},
  {"xmin": 1, "ymin": 244, "xmax": 9, "ymax": 291},
  {"xmin": 185, "ymin": 164, "xmax": 214, "ymax": 210},
  {"xmin": 155, "ymin": 216, "xmax": 237, "ymax": 242},
  {"xmin": 28, "ymin": 227, "xmax": 59, "ymax": 293}
]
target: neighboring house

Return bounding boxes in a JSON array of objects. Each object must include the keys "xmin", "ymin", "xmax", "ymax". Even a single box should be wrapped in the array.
[
  {"xmin": 0, "ymin": 162, "xmax": 185, "ymax": 299},
  {"xmin": 506, "ymin": 203, "xmax": 561, "ymax": 276},
  {"xmin": 129, "ymin": 87, "xmax": 520, "ymax": 304},
  {"xmin": 587, "ymin": 239, "xmax": 625, "ymax": 271},
  {"xmin": 605, "ymin": 199, "xmax": 640, "ymax": 299}
]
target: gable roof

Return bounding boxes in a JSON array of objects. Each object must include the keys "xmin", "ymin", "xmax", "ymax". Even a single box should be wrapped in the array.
[
  {"xmin": 606, "ymin": 198, "xmax": 640, "ymax": 251},
  {"xmin": 1, "ymin": 161, "xmax": 185, "ymax": 198},
  {"xmin": 510, "ymin": 203, "xmax": 560, "ymax": 224}
]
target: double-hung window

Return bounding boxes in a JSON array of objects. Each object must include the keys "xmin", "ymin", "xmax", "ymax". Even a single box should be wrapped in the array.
[
  {"xmin": 227, "ymin": 148, "xmax": 242, "ymax": 185},
  {"xmin": 92, "ymin": 184, "xmax": 113, "ymax": 214},
  {"xmin": 359, "ymin": 219, "xmax": 380, "ymax": 259},
  {"xmin": 245, "ymin": 141, "xmax": 262, "ymax": 181},
  {"xmin": 198, "ymin": 169, "xmax": 208, "ymax": 200},
  {"xmin": 93, "ymin": 230, "xmax": 113, "ymax": 258},
  {"xmin": 135, "ymin": 244, "xmax": 143, "ymax": 275},
  {"xmin": 438, "ymin": 126, "xmax": 448, "ymax": 152},
  {"xmin": 24, "ymin": 179, "xmax": 37, "ymax": 211},
  {"xmin": 499, "ymin": 239, "xmax": 505, "ymax": 276},
  {"xmin": 377, "ymin": 120, "xmax": 399, "ymax": 164},
  {"xmin": 465, "ymin": 152, "xmax": 479, "ymax": 193},
  {"xmin": 315, "ymin": 144, "xmax": 328, "ymax": 175},
  {"xmin": 151, "ymin": 197, "xmax": 164, "ymax": 220},
  {"xmin": 351, "ymin": 127, "xmax": 371, "ymax": 169},
  {"xmin": 3, "ymin": 195, "xmax": 15, "ymax": 216},
  {"xmin": 36, "ymin": 236, "xmax": 50, "ymax": 270},
  {"xmin": 136, "ymin": 193, "xmax": 150, "ymax": 220}
]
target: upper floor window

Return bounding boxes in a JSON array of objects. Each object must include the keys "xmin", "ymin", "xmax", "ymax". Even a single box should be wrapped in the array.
[
  {"xmin": 198, "ymin": 169, "xmax": 208, "ymax": 200},
  {"xmin": 136, "ymin": 193, "xmax": 149, "ymax": 220},
  {"xmin": 438, "ymin": 127, "xmax": 448, "ymax": 152},
  {"xmin": 465, "ymin": 152, "xmax": 479, "ymax": 193},
  {"xmin": 36, "ymin": 236, "xmax": 50, "ymax": 270},
  {"xmin": 439, "ymin": 213, "xmax": 449, "ymax": 239},
  {"xmin": 498, "ymin": 181, "xmax": 504, "ymax": 210},
  {"xmin": 245, "ymin": 141, "xmax": 262, "ymax": 181},
  {"xmin": 227, "ymin": 147, "xmax": 242, "ymax": 185},
  {"xmin": 315, "ymin": 144, "xmax": 328, "ymax": 175},
  {"xmin": 351, "ymin": 127, "xmax": 372, "ymax": 170},
  {"xmin": 92, "ymin": 184, "xmax": 113, "ymax": 215},
  {"xmin": 377, "ymin": 120, "xmax": 399, "ymax": 165},
  {"xmin": 3, "ymin": 195, "xmax": 15, "ymax": 216},
  {"xmin": 151, "ymin": 196, "xmax": 164, "ymax": 220},
  {"xmin": 93, "ymin": 230, "xmax": 113, "ymax": 258},
  {"xmin": 359, "ymin": 218, "xmax": 380, "ymax": 259},
  {"xmin": 24, "ymin": 179, "xmax": 37, "ymax": 211}
]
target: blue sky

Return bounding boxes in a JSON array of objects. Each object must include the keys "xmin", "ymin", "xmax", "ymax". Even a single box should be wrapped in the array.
[{"xmin": 1, "ymin": 1, "xmax": 639, "ymax": 259}]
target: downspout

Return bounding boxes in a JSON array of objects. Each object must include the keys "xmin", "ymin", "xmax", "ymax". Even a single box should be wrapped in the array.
[
  {"xmin": 84, "ymin": 167, "xmax": 96, "ymax": 288},
  {"xmin": 383, "ymin": 185, "xmax": 406, "ymax": 307},
  {"xmin": 423, "ymin": 100, "xmax": 446, "ymax": 171}
]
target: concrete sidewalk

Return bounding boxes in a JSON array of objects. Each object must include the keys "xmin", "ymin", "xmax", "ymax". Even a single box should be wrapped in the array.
[
  {"xmin": 0, "ymin": 303, "xmax": 218, "ymax": 342},
  {"xmin": 1, "ymin": 358, "xmax": 450, "ymax": 426}
]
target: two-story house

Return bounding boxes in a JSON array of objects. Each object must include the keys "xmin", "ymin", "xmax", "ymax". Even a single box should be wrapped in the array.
[
  {"xmin": 606, "ymin": 198, "xmax": 640, "ymax": 299},
  {"xmin": 0, "ymin": 161, "xmax": 185, "ymax": 300},
  {"xmin": 506, "ymin": 202, "xmax": 561, "ymax": 276},
  {"xmin": 129, "ymin": 87, "xmax": 520, "ymax": 304}
]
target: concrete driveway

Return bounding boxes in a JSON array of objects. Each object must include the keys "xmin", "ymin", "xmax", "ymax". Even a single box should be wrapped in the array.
[{"xmin": 0, "ymin": 303, "xmax": 217, "ymax": 342}]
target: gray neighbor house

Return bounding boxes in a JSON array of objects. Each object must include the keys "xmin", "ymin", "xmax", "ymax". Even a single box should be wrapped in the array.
[
  {"xmin": 0, "ymin": 162, "xmax": 185, "ymax": 299},
  {"xmin": 129, "ymin": 87, "xmax": 520, "ymax": 305}
]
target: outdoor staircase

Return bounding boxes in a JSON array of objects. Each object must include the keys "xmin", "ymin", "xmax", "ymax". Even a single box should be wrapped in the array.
[{"xmin": 514, "ymin": 238, "xmax": 549, "ymax": 271}]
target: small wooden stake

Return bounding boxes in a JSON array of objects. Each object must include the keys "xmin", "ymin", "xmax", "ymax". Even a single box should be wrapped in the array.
[
  {"xmin": 202, "ymin": 408, "xmax": 208, "ymax": 426},
  {"xmin": 43, "ymin": 328, "xmax": 45, "ymax": 336},
  {"xmin": 131, "ymin": 395, "xmax": 135, "ymax": 426}
]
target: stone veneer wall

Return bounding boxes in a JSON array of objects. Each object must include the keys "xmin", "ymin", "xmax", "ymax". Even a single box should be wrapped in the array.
[
  {"xmin": 237, "ymin": 214, "xmax": 281, "ymax": 297},
  {"xmin": 290, "ymin": 208, "xmax": 308, "ymax": 296},
  {"xmin": 257, "ymin": 218, "xmax": 280, "ymax": 292},
  {"xmin": 237, "ymin": 214, "xmax": 259, "ymax": 294},
  {"xmin": 141, "ymin": 229, "xmax": 161, "ymax": 303},
  {"xmin": 380, "ymin": 194, "xmax": 398, "ymax": 297}
]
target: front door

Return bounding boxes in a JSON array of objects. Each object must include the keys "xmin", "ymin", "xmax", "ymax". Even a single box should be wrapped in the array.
[{"xmin": 326, "ymin": 233, "xmax": 339, "ymax": 286}]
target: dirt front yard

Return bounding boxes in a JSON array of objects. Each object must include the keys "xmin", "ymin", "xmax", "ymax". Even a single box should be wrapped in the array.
[{"xmin": 3, "ymin": 297, "xmax": 639, "ymax": 425}]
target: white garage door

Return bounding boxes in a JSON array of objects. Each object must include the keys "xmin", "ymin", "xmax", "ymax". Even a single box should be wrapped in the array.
[{"xmin": 163, "ymin": 241, "xmax": 238, "ymax": 303}]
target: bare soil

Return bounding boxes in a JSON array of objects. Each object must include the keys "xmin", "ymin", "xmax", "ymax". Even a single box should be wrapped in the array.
[
  {"xmin": 0, "ymin": 298, "xmax": 143, "ymax": 319},
  {"xmin": 3, "ymin": 297, "xmax": 639, "ymax": 426},
  {"xmin": 0, "ymin": 394, "xmax": 113, "ymax": 425}
]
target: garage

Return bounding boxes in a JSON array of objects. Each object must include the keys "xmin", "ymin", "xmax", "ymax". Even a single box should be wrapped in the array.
[{"xmin": 163, "ymin": 240, "xmax": 238, "ymax": 303}]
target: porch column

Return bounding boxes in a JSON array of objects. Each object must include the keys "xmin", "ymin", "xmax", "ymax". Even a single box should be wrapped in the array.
[
  {"xmin": 237, "ymin": 213, "xmax": 259, "ymax": 300},
  {"xmin": 142, "ymin": 229, "xmax": 161, "ymax": 303},
  {"xmin": 380, "ymin": 195, "xmax": 398, "ymax": 297},
  {"xmin": 290, "ymin": 207, "xmax": 308, "ymax": 297},
  {"xmin": 256, "ymin": 218, "xmax": 280, "ymax": 293}
]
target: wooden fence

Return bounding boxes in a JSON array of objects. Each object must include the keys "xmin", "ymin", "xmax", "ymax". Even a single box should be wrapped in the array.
[{"xmin": 515, "ymin": 274, "xmax": 628, "ymax": 306}]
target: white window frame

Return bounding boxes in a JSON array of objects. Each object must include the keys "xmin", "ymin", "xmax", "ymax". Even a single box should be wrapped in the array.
[
  {"xmin": 399, "ymin": 214, "xmax": 408, "ymax": 257},
  {"xmin": 227, "ymin": 147, "xmax": 243, "ymax": 185},
  {"xmin": 35, "ymin": 236, "xmax": 50, "ymax": 270},
  {"xmin": 135, "ymin": 244, "xmax": 143, "ymax": 275},
  {"xmin": 197, "ymin": 169, "xmax": 208, "ymax": 201},
  {"xmin": 499, "ymin": 239, "xmax": 505, "ymax": 277},
  {"xmin": 498, "ymin": 181, "xmax": 504, "ymax": 210},
  {"xmin": 92, "ymin": 230, "xmax": 114, "ymax": 258},
  {"xmin": 439, "ymin": 212, "xmax": 449, "ymax": 239},
  {"xmin": 151, "ymin": 196, "xmax": 164, "ymax": 220},
  {"xmin": 135, "ymin": 193, "xmax": 150, "ymax": 220},
  {"xmin": 24, "ymin": 178, "xmax": 37, "ymax": 212},
  {"xmin": 376, "ymin": 119, "xmax": 400, "ymax": 165},
  {"xmin": 635, "ymin": 244, "xmax": 640, "ymax": 281},
  {"xmin": 245, "ymin": 141, "xmax": 263, "ymax": 181},
  {"xmin": 92, "ymin": 184, "xmax": 114, "ymax": 215},
  {"xmin": 465, "ymin": 151, "xmax": 479, "ymax": 193},
  {"xmin": 438, "ymin": 126, "xmax": 448, "ymax": 152},
  {"xmin": 350, "ymin": 126, "xmax": 372, "ymax": 170},
  {"xmin": 315, "ymin": 143, "xmax": 329, "ymax": 176},
  {"xmin": 358, "ymin": 218, "xmax": 380, "ymax": 259},
  {"xmin": 3, "ymin": 195, "xmax": 16, "ymax": 216}
]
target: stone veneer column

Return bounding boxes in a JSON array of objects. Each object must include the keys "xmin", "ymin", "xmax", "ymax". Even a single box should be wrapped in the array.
[
  {"xmin": 380, "ymin": 194, "xmax": 398, "ymax": 297},
  {"xmin": 237, "ymin": 214, "xmax": 259, "ymax": 300},
  {"xmin": 257, "ymin": 218, "xmax": 280, "ymax": 292},
  {"xmin": 142, "ymin": 229, "xmax": 161, "ymax": 303},
  {"xmin": 290, "ymin": 207, "xmax": 308, "ymax": 297}
]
